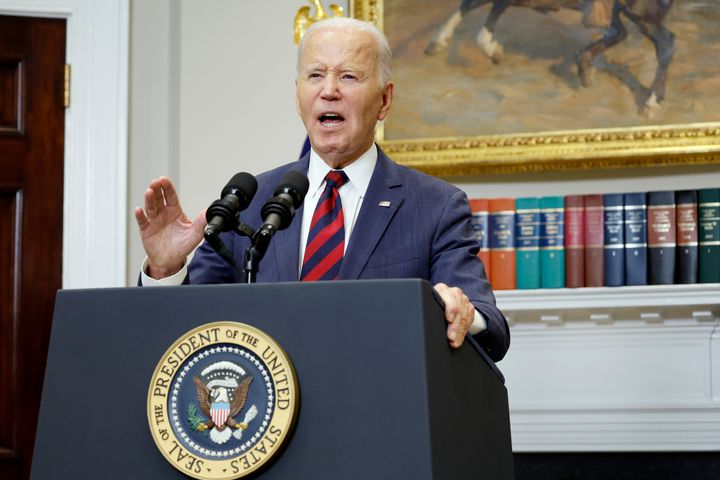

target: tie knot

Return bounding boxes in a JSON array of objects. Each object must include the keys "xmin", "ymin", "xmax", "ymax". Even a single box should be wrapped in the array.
[{"xmin": 325, "ymin": 170, "xmax": 348, "ymax": 189}]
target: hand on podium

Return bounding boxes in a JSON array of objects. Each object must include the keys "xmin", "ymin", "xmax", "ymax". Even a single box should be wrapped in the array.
[
  {"xmin": 434, "ymin": 283, "xmax": 475, "ymax": 349},
  {"xmin": 134, "ymin": 176, "xmax": 207, "ymax": 279}
]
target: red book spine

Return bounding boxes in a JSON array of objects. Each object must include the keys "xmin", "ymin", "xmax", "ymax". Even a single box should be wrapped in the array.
[
  {"xmin": 648, "ymin": 191, "xmax": 676, "ymax": 285},
  {"xmin": 468, "ymin": 198, "xmax": 491, "ymax": 281},
  {"xmin": 565, "ymin": 195, "xmax": 585, "ymax": 288},
  {"xmin": 584, "ymin": 194, "xmax": 604, "ymax": 287},
  {"xmin": 675, "ymin": 190, "xmax": 697, "ymax": 284},
  {"xmin": 489, "ymin": 198, "xmax": 516, "ymax": 290}
]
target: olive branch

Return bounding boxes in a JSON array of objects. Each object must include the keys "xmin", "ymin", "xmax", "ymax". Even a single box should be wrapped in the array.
[{"xmin": 187, "ymin": 403, "xmax": 209, "ymax": 436}]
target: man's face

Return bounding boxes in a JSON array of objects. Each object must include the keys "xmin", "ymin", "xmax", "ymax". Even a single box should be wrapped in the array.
[{"xmin": 296, "ymin": 27, "xmax": 393, "ymax": 169}]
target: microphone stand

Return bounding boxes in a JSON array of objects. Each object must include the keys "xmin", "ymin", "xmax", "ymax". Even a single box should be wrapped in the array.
[
  {"xmin": 242, "ymin": 247, "xmax": 260, "ymax": 284},
  {"xmin": 204, "ymin": 222, "xmax": 260, "ymax": 283},
  {"xmin": 205, "ymin": 222, "xmax": 277, "ymax": 284},
  {"xmin": 243, "ymin": 225, "xmax": 275, "ymax": 284}
]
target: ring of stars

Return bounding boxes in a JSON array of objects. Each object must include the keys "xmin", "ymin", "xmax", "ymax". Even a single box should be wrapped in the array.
[{"xmin": 169, "ymin": 345, "xmax": 274, "ymax": 458}]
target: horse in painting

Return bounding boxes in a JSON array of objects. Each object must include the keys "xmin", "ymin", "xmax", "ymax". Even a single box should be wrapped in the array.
[{"xmin": 425, "ymin": 0, "xmax": 675, "ymax": 113}]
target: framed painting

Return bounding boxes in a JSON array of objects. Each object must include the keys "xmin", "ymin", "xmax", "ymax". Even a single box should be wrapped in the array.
[{"xmin": 350, "ymin": 0, "xmax": 720, "ymax": 175}]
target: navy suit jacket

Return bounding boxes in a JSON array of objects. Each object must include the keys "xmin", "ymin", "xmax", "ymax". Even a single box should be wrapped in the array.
[{"xmin": 188, "ymin": 148, "xmax": 510, "ymax": 361}]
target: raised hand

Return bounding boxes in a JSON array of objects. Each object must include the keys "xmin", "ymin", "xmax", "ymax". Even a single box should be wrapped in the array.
[{"xmin": 134, "ymin": 177, "xmax": 207, "ymax": 279}]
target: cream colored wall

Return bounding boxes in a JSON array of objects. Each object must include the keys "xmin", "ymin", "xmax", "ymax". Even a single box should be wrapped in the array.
[
  {"xmin": 128, "ymin": 0, "xmax": 179, "ymax": 281},
  {"xmin": 127, "ymin": 0, "xmax": 720, "ymax": 284},
  {"xmin": 176, "ymin": 0, "xmax": 308, "ymax": 216},
  {"xmin": 128, "ymin": 0, "xmax": 310, "ymax": 282}
]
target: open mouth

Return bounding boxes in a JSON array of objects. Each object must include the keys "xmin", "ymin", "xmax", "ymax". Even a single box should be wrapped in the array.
[{"xmin": 319, "ymin": 113, "xmax": 345, "ymax": 126}]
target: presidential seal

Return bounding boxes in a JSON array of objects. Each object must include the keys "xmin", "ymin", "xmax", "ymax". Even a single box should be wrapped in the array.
[{"xmin": 147, "ymin": 322, "xmax": 299, "ymax": 479}]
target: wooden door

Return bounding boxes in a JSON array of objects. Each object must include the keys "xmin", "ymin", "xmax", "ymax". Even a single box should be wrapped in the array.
[{"xmin": 0, "ymin": 15, "xmax": 66, "ymax": 480}]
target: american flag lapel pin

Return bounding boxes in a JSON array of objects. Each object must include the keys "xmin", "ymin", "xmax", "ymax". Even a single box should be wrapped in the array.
[{"xmin": 378, "ymin": 201, "xmax": 391, "ymax": 208}]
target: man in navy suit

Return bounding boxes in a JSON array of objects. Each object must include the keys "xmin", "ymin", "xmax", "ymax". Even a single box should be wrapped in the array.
[{"xmin": 135, "ymin": 17, "xmax": 509, "ymax": 361}]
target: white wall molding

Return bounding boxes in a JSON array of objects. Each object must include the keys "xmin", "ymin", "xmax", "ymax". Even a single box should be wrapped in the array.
[
  {"xmin": 0, "ymin": 0, "xmax": 129, "ymax": 288},
  {"xmin": 497, "ymin": 284, "xmax": 720, "ymax": 314},
  {"xmin": 511, "ymin": 406, "xmax": 720, "ymax": 451},
  {"xmin": 497, "ymin": 285, "xmax": 720, "ymax": 451}
]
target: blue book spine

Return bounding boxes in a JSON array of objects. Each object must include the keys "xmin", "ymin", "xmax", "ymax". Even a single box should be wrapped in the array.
[
  {"xmin": 603, "ymin": 193, "xmax": 625, "ymax": 286},
  {"xmin": 540, "ymin": 196, "xmax": 565, "ymax": 288},
  {"xmin": 515, "ymin": 197, "xmax": 541, "ymax": 289},
  {"xmin": 623, "ymin": 192, "xmax": 647, "ymax": 286},
  {"xmin": 469, "ymin": 205, "xmax": 489, "ymax": 253}
]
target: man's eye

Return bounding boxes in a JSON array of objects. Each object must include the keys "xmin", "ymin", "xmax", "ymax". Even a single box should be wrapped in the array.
[
  {"xmin": 308, "ymin": 72, "xmax": 323, "ymax": 79},
  {"xmin": 342, "ymin": 74, "xmax": 357, "ymax": 81}
]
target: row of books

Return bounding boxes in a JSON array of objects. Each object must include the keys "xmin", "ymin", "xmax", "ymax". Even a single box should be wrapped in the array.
[{"xmin": 469, "ymin": 188, "xmax": 720, "ymax": 290}]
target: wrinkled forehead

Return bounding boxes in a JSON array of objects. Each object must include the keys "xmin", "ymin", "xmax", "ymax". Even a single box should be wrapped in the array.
[{"xmin": 299, "ymin": 27, "xmax": 379, "ymax": 72}]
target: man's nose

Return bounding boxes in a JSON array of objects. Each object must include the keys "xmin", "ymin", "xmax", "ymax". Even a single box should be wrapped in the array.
[{"xmin": 320, "ymin": 76, "xmax": 341, "ymax": 100}]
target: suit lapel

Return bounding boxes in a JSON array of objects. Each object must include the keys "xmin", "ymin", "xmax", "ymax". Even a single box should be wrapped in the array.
[
  {"xmin": 270, "ymin": 209, "xmax": 302, "ymax": 281},
  {"xmin": 339, "ymin": 150, "xmax": 404, "ymax": 280},
  {"xmin": 268, "ymin": 155, "xmax": 310, "ymax": 282}
]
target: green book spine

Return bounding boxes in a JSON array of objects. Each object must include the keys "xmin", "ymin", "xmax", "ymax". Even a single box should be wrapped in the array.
[
  {"xmin": 515, "ymin": 197, "xmax": 541, "ymax": 289},
  {"xmin": 540, "ymin": 196, "xmax": 566, "ymax": 288},
  {"xmin": 698, "ymin": 188, "xmax": 720, "ymax": 283}
]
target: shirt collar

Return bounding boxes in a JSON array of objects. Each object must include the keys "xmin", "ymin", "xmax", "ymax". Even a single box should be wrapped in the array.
[{"xmin": 307, "ymin": 144, "xmax": 377, "ymax": 197}]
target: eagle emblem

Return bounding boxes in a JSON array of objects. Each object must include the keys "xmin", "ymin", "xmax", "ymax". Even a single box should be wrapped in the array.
[
  {"xmin": 149, "ymin": 323, "xmax": 299, "ymax": 479},
  {"xmin": 191, "ymin": 361, "xmax": 257, "ymax": 445}
]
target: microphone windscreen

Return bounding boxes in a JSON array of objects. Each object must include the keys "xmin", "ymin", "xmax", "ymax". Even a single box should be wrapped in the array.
[
  {"xmin": 222, "ymin": 172, "xmax": 258, "ymax": 208},
  {"xmin": 275, "ymin": 170, "xmax": 310, "ymax": 207}
]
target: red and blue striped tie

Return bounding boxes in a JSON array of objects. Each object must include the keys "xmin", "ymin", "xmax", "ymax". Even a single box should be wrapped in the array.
[{"xmin": 300, "ymin": 170, "xmax": 349, "ymax": 281}]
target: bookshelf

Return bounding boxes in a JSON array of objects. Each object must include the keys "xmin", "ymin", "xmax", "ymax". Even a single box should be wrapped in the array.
[
  {"xmin": 496, "ymin": 284, "xmax": 720, "ymax": 322},
  {"xmin": 494, "ymin": 284, "xmax": 720, "ymax": 451}
]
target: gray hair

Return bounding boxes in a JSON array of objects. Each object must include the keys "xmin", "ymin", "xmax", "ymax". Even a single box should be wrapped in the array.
[{"xmin": 297, "ymin": 17, "xmax": 393, "ymax": 86}]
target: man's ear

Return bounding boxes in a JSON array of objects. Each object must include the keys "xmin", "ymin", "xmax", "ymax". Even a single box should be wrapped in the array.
[
  {"xmin": 295, "ymin": 80, "xmax": 301, "ymax": 117},
  {"xmin": 377, "ymin": 82, "xmax": 394, "ymax": 121}
]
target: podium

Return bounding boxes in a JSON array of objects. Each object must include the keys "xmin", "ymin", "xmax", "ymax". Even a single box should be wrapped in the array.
[{"xmin": 31, "ymin": 279, "xmax": 513, "ymax": 479}]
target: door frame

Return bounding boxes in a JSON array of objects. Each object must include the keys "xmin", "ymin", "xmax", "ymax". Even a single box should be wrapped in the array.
[{"xmin": 0, "ymin": 0, "xmax": 128, "ymax": 288}]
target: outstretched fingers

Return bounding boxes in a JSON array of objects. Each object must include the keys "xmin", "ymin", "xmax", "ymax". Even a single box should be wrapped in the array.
[
  {"xmin": 159, "ymin": 176, "xmax": 180, "ymax": 208},
  {"xmin": 143, "ymin": 185, "xmax": 159, "ymax": 218},
  {"xmin": 136, "ymin": 177, "xmax": 184, "ymax": 237},
  {"xmin": 134, "ymin": 206, "xmax": 149, "ymax": 231},
  {"xmin": 152, "ymin": 180, "xmax": 167, "ymax": 216},
  {"xmin": 142, "ymin": 177, "xmax": 178, "ymax": 220},
  {"xmin": 134, "ymin": 176, "xmax": 204, "ymax": 278}
]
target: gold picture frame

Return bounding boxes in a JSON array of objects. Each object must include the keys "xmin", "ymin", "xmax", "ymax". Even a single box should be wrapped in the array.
[{"xmin": 350, "ymin": 0, "xmax": 720, "ymax": 176}]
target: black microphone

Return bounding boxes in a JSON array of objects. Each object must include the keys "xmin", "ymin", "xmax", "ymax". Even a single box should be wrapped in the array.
[
  {"xmin": 204, "ymin": 172, "xmax": 258, "ymax": 239},
  {"xmin": 258, "ymin": 170, "xmax": 310, "ymax": 236}
]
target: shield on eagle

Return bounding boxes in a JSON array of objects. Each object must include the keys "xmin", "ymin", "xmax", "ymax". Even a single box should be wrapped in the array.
[{"xmin": 210, "ymin": 400, "xmax": 230, "ymax": 427}]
